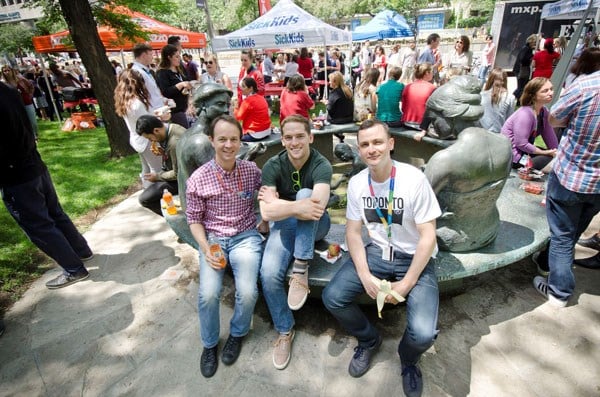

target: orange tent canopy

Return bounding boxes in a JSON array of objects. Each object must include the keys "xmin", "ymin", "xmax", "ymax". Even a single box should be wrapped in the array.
[{"xmin": 32, "ymin": 9, "xmax": 206, "ymax": 53}]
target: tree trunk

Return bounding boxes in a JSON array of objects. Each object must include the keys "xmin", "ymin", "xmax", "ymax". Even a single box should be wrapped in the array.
[{"xmin": 57, "ymin": 0, "xmax": 134, "ymax": 158}]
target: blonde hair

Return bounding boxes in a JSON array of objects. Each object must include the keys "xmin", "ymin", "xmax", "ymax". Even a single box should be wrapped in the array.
[
  {"xmin": 329, "ymin": 71, "xmax": 352, "ymax": 99},
  {"xmin": 483, "ymin": 68, "xmax": 508, "ymax": 106}
]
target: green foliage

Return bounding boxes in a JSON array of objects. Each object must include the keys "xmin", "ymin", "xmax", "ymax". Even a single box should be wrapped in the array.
[
  {"xmin": 457, "ymin": 16, "xmax": 488, "ymax": 28},
  {"xmin": 0, "ymin": 23, "xmax": 35, "ymax": 56},
  {"xmin": 0, "ymin": 120, "xmax": 139, "ymax": 302}
]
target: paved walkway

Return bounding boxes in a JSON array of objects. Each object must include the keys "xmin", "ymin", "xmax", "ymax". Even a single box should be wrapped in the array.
[{"xmin": 1, "ymin": 192, "xmax": 599, "ymax": 397}]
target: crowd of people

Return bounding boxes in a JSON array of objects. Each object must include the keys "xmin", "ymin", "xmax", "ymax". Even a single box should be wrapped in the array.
[{"xmin": 2, "ymin": 29, "xmax": 599, "ymax": 397}]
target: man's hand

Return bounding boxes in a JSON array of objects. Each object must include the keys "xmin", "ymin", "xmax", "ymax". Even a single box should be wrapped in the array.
[
  {"xmin": 143, "ymin": 172, "xmax": 158, "ymax": 182},
  {"xmin": 386, "ymin": 279, "xmax": 413, "ymax": 304},
  {"xmin": 258, "ymin": 186, "xmax": 278, "ymax": 203},
  {"xmin": 257, "ymin": 219, "xmax": 270, "ymax": 234},
  {"xmin": 359, "ymin": 271, "xmax": 380, "ymax": 299},
  {"xmin": 295, "ymin": 197, "xmax": 325, "ymax": 221}
]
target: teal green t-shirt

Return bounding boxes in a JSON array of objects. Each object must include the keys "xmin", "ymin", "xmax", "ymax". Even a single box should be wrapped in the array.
[
  {"xmin": 261, "ymin": 147, "xmax": 332, "ymax": 201},
  {"xmin": 376, "ymin": 80, "xmax": 404, "ymax": 122}
]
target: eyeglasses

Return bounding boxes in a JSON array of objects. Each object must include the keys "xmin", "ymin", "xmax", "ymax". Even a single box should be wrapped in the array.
[
  {"xmin": 291, "ymin": 170, "xmax": 301, "ymax": 192},
  {"xmin": 206, "ymin": 61, "xmax": 214, "ymax": 65}
]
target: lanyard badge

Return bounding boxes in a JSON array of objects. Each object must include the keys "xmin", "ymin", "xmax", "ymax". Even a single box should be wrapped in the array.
[{"xmin": 368, "ymin": 165, "xmax": 396, "ymax": 261}]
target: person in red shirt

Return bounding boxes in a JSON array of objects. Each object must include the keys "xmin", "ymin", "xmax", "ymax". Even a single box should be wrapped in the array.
[
  {"xmin": 237, "ymin": 50, "xmax": 265, "ymax": 104},
  {"xmin": 401, "ymin": 63, "xmax": 436, "ymax": 140},
  {"xmin": 532, "ymin": 38, "xmax": 560, "ymax": 79},
  {"xmin": 280, "ymin": 74, "xmax": 315, "ymax": 122},
  {"xmin": 234, "ymin": 77, "xmax": 271, "ymax": 141},
  {"xmin": 296, "ymin": 47, "xmax": 314, "ymax": 87}
]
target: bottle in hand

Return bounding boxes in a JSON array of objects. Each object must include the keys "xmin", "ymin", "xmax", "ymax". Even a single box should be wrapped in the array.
[
  {"xmin": 208, "ymin": 236, "xmax": 226, "ymax": 268},
  {"xmin": 162, "ymin": 189, "xmax": 177, "ymax": 215}
]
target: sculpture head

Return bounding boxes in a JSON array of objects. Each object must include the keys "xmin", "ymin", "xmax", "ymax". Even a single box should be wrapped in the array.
[
  {"xmin": 193, "ymin": 82, "xmax": 232, "ymax": 119},
  {"xmin": 449, "ymin": 75, "xmax": 481, "ymax": 95}
]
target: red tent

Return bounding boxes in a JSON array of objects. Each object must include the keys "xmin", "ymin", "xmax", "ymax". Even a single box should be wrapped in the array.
[{"xmin": 32, "ymin": 8, "xmax": 207, "ymax": 53}]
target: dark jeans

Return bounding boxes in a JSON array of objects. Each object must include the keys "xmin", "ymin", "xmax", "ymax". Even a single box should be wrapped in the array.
[
  {"xmin": 139, "ymin": 180, "xmax": 178, "ymax": 216},
  {"xmin": 323, "ymin": 244, "xmax": 439, "ymax": 365},
  {"xmin": 546, "ymin": 172, "xmax": 600, "ymax": 300},
  {"xmin": 1, "ymin": 168, "xmax": 91, "ymax": 276}
]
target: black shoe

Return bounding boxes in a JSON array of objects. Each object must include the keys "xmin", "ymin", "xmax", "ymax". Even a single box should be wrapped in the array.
[
  {"xmin": 348, "ymin": 334, "xmax": 382, "ymax": 378},
  {"xmin": 222, "ymin": 335, "xmax": 243, "ymax": 365},
  {"xmin": 45, "ymin": 271, "xmax": 89, "ymax": 289},
  {"xmin": 577, "ymin": 234, "xmax": 600, "ymax": 251},
  {"xmin": 401, "ymin": 364, "xmax": 423, "ymax": 397},
  {"xmin": 200, "ymin": 346, "xmax": 218, "ymax": 378},
  {"xmin": 574, "ymin": 252, "xmax": 600, "ymax": 269},
  {"xmin": 532, "ymin": 249, "xmax": 549, "ymax": 276}
]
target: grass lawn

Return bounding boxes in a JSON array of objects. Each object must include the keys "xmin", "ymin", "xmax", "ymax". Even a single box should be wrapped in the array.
[{"xmin": 0, "ymin": 120, "xmax": 140, "ymax": 308}]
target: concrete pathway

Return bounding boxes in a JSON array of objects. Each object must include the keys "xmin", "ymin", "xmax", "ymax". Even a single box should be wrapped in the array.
[{"xmin": 1, "ymin": 192, "xmax": 599, "ymax": 397}]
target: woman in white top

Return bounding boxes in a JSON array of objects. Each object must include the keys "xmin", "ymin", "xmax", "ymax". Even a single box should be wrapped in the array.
[
  {"xmin": 353, "ymin": 68, "xmax": 379, "ymax": 122},
  {"xmin": 273, "ymin": 53, "xmax": 286, "ymax": 81},
  {"xmin": 445, "ymin": 35, "xmax": 473, "ymax": 78},
  {"xmin": 114, "ymin": 69, "xmax": 163, "ymax": 188},
  {"xmin": 200, "ymin": 53, "xmax": 232, "ymax": 90},
  {"xmin": 480, "ymin": 68, "xmax": 515, "ymax": 133}
]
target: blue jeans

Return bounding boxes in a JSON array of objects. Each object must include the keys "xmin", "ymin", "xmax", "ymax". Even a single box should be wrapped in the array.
[
  {"xmin": 198, "ymin": 229, "xmax": 263, "ymax": 348},
  {"xmin": 1, "ymin": 168, "xmax": 91, "ymax": 276},
  {"xmin": 323, "ymin": 243, "xmax": 439, "ymax": 366},
  {"xmin": 478, "ymin": 64, "xmax": 491, "ymax": 86},
  {"xmin": 546, "ymin": 172, "xmax": 600, "ymax": 301},
  {"xmin": 260, "ymin": 188, "xmax": 331, "ymax": 333}
]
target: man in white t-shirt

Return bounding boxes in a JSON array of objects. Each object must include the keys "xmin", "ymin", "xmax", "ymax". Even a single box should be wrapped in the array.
[{"xmin": 323, "ymin": 120, "xmax": 441, "ymax": 397}]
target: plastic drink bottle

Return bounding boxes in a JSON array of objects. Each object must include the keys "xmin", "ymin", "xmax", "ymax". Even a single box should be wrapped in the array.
[
  {"xmin": 208, "ymin": 236, "xmax": 226, "ymax": 268},
  {"xmin": 162, "ymin": 189, "xmax": 177, "ymax": 215}
]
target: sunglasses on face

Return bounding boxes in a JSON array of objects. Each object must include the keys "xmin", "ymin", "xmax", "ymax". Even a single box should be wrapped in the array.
[
  {"xmin": 456, "ymin": 41, "xmax": 463, "ymax": 44},
  {"xmin": 206, "ymin": 61, "xmax": 214, "ymax": 65},
  {"xmin": 291, "ymin": 170, "xmax": 301, "ymax": 192}
]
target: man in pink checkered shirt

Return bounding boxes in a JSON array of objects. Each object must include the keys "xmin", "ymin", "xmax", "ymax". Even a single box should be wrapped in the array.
[{"xmin": 186, "ymin": 115, "xmax": 267, "ymax": 378}]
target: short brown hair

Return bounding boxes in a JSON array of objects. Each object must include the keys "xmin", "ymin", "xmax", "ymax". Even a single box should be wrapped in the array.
[
  {"xmin": 208, "ymin": 115, "xmax": 242, "ymax": 139},
  {"xmin": 358, "ymin": 119, "xmax": 390, "ymax": 140},
  {"xmin": 133, "ymin": 43, "xmax": 153, "ymax": 58},
  {"xmin": 281, "ymin": 114, "xmax": 311, "ymax": 135}
]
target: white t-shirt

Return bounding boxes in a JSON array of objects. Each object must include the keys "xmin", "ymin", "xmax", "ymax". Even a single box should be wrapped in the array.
[{"xmin": 346, "ymin": 161, "xmax": 441, "ymax": 256}]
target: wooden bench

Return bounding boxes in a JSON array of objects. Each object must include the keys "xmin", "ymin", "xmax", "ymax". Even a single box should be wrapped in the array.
[{"xmin": 164, "ymin": 171, "xmax": 550, "ymax": 293}]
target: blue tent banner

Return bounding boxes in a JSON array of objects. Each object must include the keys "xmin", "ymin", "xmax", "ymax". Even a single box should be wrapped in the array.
[{"xmin": 352, "ymin": 9, "xmax": 413, "ymax": 41}]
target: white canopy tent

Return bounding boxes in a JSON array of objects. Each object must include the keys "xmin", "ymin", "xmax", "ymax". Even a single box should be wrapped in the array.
[
  {"xmin": 538, "ymin": 0, "xmax": 599, "ymax": 102},
  {"xmin": 211, "ymin": 0, "xmax": 352, "ymax": 51}
]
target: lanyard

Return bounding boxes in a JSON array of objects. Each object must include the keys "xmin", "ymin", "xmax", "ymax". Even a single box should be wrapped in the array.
[
  {"xmin": 211, "ymin": 160, "xmax": 245, "ymax": 197},
  {"xmin": 367, "ymin": 165, "xmax": 396, "ymax": 241}
]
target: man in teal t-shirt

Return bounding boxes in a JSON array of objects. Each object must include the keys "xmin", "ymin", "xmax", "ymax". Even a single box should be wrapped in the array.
[
  {"xmin": 376, "ymin": 66, "xmax": 404, "ymax": 128},
  {"xmin": 258, "ymin": 114, "xmax": 332, "ymax": 370}
]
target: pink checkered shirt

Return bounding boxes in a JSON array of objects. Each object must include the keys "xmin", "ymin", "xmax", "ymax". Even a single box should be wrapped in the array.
[{"xmin": 186, "ymin": 159, "xmax": 262, "ymax": 237}]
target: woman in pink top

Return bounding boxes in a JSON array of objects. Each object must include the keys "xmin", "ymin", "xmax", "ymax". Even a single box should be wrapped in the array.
[
  {"xmin": 401, "ymin": 63, "xmax": 436, "ymax": 140},
  {"xmin": 279, "ymin": 74, "xmax": 315, "ymax": 122}
]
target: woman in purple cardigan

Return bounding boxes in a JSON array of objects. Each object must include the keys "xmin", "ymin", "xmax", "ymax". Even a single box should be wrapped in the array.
[{"xmin": 501, "ymin": 77, "xmax": 558, "ymax": 170}]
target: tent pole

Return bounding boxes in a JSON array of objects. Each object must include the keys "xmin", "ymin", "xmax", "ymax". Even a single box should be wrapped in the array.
[
  {"xmin": 37, "ymin": 53, "xmax": 62, "ymax": 123},
  {"xmin": 323, "ymin": 35, "xmax": 329, "ymax": 101},
  {"xmin": 120, "ymin": 50, "xmax": 126, "ymax": 69},
  {"xmin": 549, "ymin": 0, "xmax": 595, "ymax": 105}
]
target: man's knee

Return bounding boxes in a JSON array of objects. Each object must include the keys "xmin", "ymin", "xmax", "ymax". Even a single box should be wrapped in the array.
[{"xmin": 295, "ymin": 188, "xmax": 313, "ymax": 200}]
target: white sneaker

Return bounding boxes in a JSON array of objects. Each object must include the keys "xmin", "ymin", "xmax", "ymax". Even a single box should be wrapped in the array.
[{"xmin": 532, "ymin": 276, "xmax": 567, "ymax": 308}]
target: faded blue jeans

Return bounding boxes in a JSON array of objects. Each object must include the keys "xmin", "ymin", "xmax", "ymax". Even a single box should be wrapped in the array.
[
  {"xmin": 260, "ymin": 188, "xmax": 330, "ymax": 333},
  {"xmin": 546, "ymin": 172, "xmax": 600, "ymax": 301},
  {"xmin": 323, "ymin": 243, "xmax": 439, "ymax": 366},
  {"xmin": 198, "ymin": 229, "xmax": 263, "ymax": 348}
]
